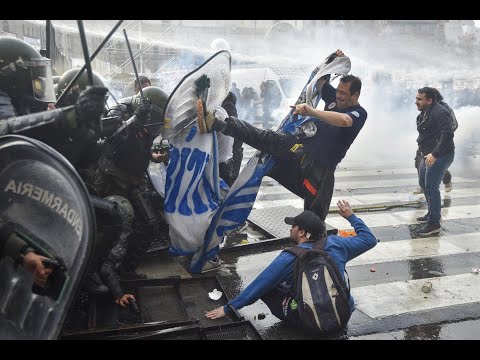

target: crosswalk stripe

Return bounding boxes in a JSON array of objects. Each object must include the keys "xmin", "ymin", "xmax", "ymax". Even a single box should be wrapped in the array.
[
  {"xmin": 253, "ymin": 187, "xmax": 480, "ymax": 211},
  {"xmin": 256, "ymin": 177, "xmax": 477, "ymax": 195},
  {"xmin": 325, "ymin": 204, "xmax": 480, "ymax": 229},
  {"xmin": 348, "ymin": 232, "xmax": 480, "ymax": 267},
  {"xmin": 240, "ymin": 162, "xmax": 420, "ymax": 178},
  {"xmin": 352, "ymin": 273, "xmax": 480, "ymax": 318},
  {"xmin": 334, "ymin": 168, "xmax": 418, "ymax": 178},
  {"xmin": 236, "ymin": 232, "xmax": 480, "ymax": 269}
]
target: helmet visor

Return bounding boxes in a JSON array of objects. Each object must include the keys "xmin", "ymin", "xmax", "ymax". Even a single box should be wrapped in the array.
[{"xmin": 26, "ymin": 59, "xmax": 56, "ymax": 102}]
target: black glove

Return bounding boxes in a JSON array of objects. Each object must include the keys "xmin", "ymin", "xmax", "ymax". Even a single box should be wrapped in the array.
[
  {"xmin": 76, "ymin": 86, "xmax": 108, "ymax": 125},
  {"xmin": 134, "ymin": 96, "xmax": 152, "ymax": 125}
]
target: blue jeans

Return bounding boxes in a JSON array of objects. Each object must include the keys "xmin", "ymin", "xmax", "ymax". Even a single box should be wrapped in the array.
[{"xmin": 419, "ymin": 151, "xmax": 455, "ymax": 223}]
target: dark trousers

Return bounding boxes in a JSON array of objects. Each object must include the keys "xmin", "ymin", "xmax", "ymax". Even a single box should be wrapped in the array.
[
  {"xmin": 261, "ymin": 287, "xmax": 301, "ymax": 328},
  {"xmin": 219, "ymin": 161, "xmax": 233, "ymax": 186},
  {"xmin": 222, "ymin": 117, "xmax": 335, "ymax": 221}
]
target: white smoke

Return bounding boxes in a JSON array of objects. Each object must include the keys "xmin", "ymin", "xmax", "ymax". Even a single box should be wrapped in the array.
[
  {"xmin": 210, "ymin": 38, "xmax": 231, "ymax": 52},
  {"xmin": 453, "ymin": 106, "xmax": 480, "ymax": 154},
  {"xmin": 46, "ymin": 20, "xmax": 480, "ymax": 169}
]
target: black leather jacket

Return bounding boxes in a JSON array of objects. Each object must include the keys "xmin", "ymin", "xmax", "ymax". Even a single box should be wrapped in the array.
[{"xmin": 416, "ymin": 101, "xmax": 455, "ymax": 158}]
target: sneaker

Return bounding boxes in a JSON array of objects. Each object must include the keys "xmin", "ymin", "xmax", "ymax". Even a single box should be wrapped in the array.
[
  {"xmin": 416, "ymin": 213, "xmax": 429, "ymax": 223},
  {"xmin": 417, "ymin": 222, "xmax": 441, "ymax": 236},
  {"xmin": 412, "ymin": 187, "xmax": 423, "ymax": 195},
  {"xmin": 201, "ymin": 256, "xmax": 222, "ymax": 273},
  {"xmin": 445, "ymin": 182, "xmax": 453, "ymax": 193}
]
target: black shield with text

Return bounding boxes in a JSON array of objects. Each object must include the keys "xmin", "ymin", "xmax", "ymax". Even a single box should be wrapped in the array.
[{"xmin": 0, "ymin": 135, "xmax": 95, "ymax": 339}]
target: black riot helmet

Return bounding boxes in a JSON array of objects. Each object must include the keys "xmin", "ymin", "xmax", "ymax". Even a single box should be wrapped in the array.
[
  {"xmin": 132, "ymin": 86, "xmax": 168, "ymax": 135},
  {"xmin": 56, "ymin": 68, "xmax": 105, "ymax": 107},
  {"xmin": 0, "ymin": 37, "xmax": 56, "ymax": 103}
]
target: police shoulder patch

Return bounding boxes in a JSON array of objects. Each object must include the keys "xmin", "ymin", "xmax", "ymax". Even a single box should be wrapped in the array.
[
  {"xmin": 351, "ymin": 111, "xmax": 360, "ymax": 117},
  {"xmin": 327, "ymin": 102, "xmax": 336, "ymax": 109}
]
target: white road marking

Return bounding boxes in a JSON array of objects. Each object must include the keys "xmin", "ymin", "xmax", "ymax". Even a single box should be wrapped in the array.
[
  {"xmin": 325, "ymin": 205, "xmax": 480, "ymax": 230},
  {"xmin": 348, "ymin": 232, "xmax": 480, "ymax": 266},
  {"xmin": 352, "ymin": 273, "xmax": 480, "ymax": 318},
  {"xmin": 253, "ymin": 187, "xmax": 480, "ymax": 211}
]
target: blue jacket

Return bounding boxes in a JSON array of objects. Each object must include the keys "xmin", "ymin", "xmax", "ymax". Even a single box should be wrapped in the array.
[{"xmin": 224, "ymin": 214, "xmax": 377, "ymax": 314}]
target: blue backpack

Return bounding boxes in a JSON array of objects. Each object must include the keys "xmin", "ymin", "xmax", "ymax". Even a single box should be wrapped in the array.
[{"xmin": 285, "ymin": 238, "xmax": 351, "ymax": 334}]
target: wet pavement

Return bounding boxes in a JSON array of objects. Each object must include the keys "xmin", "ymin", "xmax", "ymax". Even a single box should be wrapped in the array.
[
  {"xmin": 180, "ymin": 147, "xmax": 480, "ymax": 340},
  {"xmin": 100, "ymin": 146, "xmax": 480, "ymax": 340},
  {"xmin": 350, "ymin": 319, "xmax": 480, "ymax": 340}
]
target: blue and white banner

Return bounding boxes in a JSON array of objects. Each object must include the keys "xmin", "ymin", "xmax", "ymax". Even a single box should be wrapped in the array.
[
  {"xmin": 164, "ymin": 125, "xmax": 221, "ymax": 273},
  {"xmin": 161, "ymin": 51, "xmax": 231, "ymax": 273},
  {"xmin": 161, "ymin": 52, "xmax": 351, "ymax": 273}
]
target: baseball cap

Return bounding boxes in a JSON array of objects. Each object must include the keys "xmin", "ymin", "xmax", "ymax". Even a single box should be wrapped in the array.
[{"xmin": 284, "ymin": 210, "xmax": 325, "ymax": 238}]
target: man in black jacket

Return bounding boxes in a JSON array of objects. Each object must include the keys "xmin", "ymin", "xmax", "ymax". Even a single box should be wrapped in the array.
[
  {"xmin": 92, "ymin": 86, "xmax": 168, "ymax": 278},
  {"xmin": 415, "ymin": 87, "xmax": 455, "ymax": 236},
  {"xmin": 414, "ymin": 88, "xmax": 457, "ymax": 194}
]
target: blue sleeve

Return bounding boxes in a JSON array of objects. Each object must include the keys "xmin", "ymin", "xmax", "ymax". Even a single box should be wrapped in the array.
[
  {"xmin": 224, "ymin": 251, "xmax": 296, "ymax": 314},
  {"xmin": 341, "ymin": 214, "xmax": 377, "ymax": 261},
  {"xmin": 321, "ymin": 82, "xmax": 336, "ymax": 108}
]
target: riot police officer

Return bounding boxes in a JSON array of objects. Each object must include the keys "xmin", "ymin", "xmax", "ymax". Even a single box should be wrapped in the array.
[
  {"xmin": 92, "ymin": 85, "xmax": 169, "ymax": 278},
  {"xmin": 56, "ymin": 67, "xmax": 106, "ymax": 108},
  {"xmin": 0, "ymin": 37, "xmax": 107, "ymax": 167}
]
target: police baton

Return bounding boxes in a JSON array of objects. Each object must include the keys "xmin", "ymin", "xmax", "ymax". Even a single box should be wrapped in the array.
[
  {"xmin": 77, "ymin": 20, "xmax": 103, "ymax": 136},
  {"xmin": 123, "ymin": 29, "xmax": 143, "ymax": 98}
]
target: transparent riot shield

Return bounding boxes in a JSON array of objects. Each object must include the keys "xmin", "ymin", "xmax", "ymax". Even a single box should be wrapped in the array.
[{"xmin": 161, "ymin": 50, "xmax": 231, "ymax": 140}]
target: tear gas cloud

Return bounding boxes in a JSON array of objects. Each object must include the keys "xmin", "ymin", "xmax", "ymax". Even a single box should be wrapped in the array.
[
  {"xmin": 149, "ymin": 21, "xmax": 480, "ymax": 167},
  {"xmin": 48, "ymin": 20, "xmax": 479, "ymax": 168}
]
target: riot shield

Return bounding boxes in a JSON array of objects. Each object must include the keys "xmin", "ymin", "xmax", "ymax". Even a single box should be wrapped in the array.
[
  {"xmin": 161, "ymin": 50, "xmax": 231, "ymax": 140},
  {"xmin": 0, "ymin": 135, "xmax": 95, "ymax": 339}
]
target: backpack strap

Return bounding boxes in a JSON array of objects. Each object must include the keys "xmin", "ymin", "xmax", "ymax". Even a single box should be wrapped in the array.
[
  {"xmin": 284, "ymin": 238, "xmax": 324, "ymax": 257},
  {"xmin": 284, "ymin": 245, "xmax": 308, "ymax": 258},
  {"xmin": 344, "ymin": 269, "xmax": 351, "ymax": 291},
  {"xmin": 312, "ymin": 237, "xmax": 351, "ymax": 295}
]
